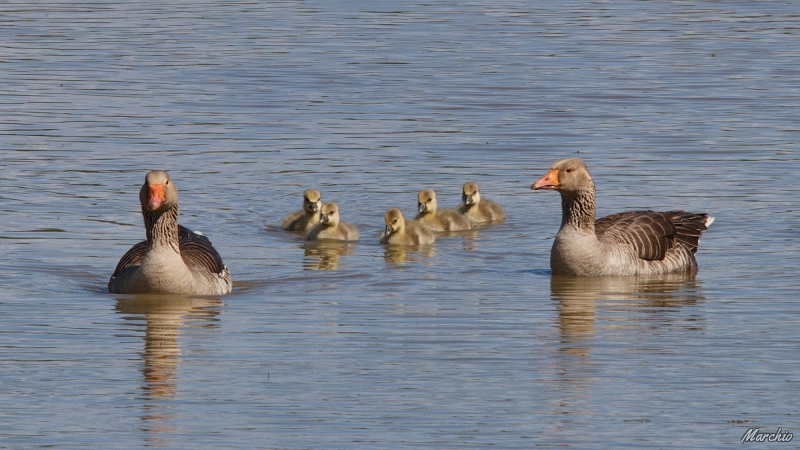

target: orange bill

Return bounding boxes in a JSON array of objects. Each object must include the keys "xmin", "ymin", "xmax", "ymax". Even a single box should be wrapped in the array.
[
  {"xmin": 148, "ymin": 184, "xmax": 166, "ymax": 210},
  {"xmin": 532, "ymin": 169, "xmax": 560, "ymax": 190}
]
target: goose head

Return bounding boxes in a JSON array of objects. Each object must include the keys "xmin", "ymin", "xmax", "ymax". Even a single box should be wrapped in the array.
[
  {"xmin": 417, "ymin": 189, "xmax": 438, "ymax": 213},
  {"xmin": 139, "ymin": 170, "xmax": 178, "ymax": 213},
  {"xmin": 384, "ymin": 208, "xmax": 405, "ymax": 236},
  {"xmin": 532, "ymin": 158, "xmax": 594, "ymax": 196},
  {"xmin": 462, "ymin": 182, "xmax": 481, "ymax": 206},
  {"xmin": 303, "ymin": 189, "xmax": 322, "ymax": 215},
  {"xmin": 319, "ymin": 202, "xmax": 340, "ymax": 227}
]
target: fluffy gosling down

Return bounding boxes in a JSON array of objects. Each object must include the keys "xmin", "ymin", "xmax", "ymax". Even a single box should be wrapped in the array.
[
  {"xmin": 415, "ymin": 188, "xmax": 471, "ymax": 232},
  {"xmin": 306, "ymin": 202, "xmax": 360, "ymax": 241},
  {"xmin": 282, "ymin": 189, "xmax": 322, "ymax": 232},
  {"xmin": 380, "ymin": 208, "xmax": 435, "ymax": 245},
  {"xmin": 457, "ymin": 182, "xmax": 505, "ymax": 223}
]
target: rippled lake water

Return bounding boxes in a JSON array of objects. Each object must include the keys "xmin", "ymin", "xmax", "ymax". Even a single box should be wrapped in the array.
[{"xmin": 2, "ymin": 1, "xmax": 799, "ymax": 448}]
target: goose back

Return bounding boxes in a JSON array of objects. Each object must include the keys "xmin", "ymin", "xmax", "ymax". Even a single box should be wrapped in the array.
[{"xmin": 595, "ymin": 210, "xmax": 711, "ymax": 260}]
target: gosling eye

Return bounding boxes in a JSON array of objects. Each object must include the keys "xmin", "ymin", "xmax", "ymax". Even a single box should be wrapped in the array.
[{"xmin": 393, "ymin": 219, "xmax": 398, "ymax": 224}]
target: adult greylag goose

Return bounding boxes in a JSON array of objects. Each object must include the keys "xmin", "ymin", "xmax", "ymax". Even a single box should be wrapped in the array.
[
  {"xmin": 306, "ymin": 202, "xmax": 360, "ymax": 241},
  {"xmin": 108, "ymin": 170, "xmax": 233, "ymax": 295},
  {"xmin": 458, "ymin": 182, "xmax": 505, "ymax": 223},
  {"xmin": 415, "ymin": 188, "xmax": 471, "ymax": 232},
  {"xmin": 282, "ymin": 189, "xmax": 322, "ymax": 232},
  {"xmin": 532, "ymin": 158, "xmax": 713, "ymax": 276},
  {"xmin": 380, "ymin": 208, "xmax": 435, "ymax": 245}
]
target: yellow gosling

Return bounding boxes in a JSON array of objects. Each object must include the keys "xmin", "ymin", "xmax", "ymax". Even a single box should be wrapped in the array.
[
  {"xmin": 380, "ymin": 208, "xmax": 434, "ymax": 245},
  {"xmin": 282, "ymin": 189, "xmax": 322, "ymax": 232}
]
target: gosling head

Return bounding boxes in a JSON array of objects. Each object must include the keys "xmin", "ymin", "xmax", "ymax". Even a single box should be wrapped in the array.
[
  {"xmin": 319, "ymin": 202, "xmax": 340, "ymax": 227},
  {"xmin": 140, "ymin": 170, "xmax": 179, "ymax": 213},
  {"xmin": 461, "ymin": 182, "xmax": 481, "ymax": 206},
  {"xmin": 384, "ymin": 208, "xmax": 405, "ymax": 236},
  {"xmin": 417, "ymin": 188, "xmax": 438, "ymax": 214},
  {"xmin": 303, "ymin": 189, "xmax": 322, "ymax": 214},
  {"xmin": 531, "ymin": 158, "xmax": 594, "ymax": 197}
]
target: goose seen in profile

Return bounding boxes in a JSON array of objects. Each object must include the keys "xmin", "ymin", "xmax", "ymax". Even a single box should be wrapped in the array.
[{"xmin": 532, "ymin": 158, "xmax": 713, "ymax": 276}]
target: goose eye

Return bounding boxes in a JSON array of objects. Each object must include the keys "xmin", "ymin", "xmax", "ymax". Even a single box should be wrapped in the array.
[
  {"xmin": 565, "ymin": 168, "xmax": 573, "ymax": 173},
  {"xmin": 165, "ymin": 180, "xmax": 170, "ymax": 185}
]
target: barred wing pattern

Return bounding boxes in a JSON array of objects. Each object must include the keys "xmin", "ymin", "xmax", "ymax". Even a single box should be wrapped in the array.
[
  {"xmin": 110, "ymin": 225, "xmax": 227, "ymax": 280},
  {"xmin": 179, "ymin": 230, "xmax": 228, "ymax": 276},
  {"xmin": 595, "ymin": 210, "xmax": 710, "ymax": 261},
  {"xmin": 110, "ymin": 240, "xmax": 148, "ymax": 280}
]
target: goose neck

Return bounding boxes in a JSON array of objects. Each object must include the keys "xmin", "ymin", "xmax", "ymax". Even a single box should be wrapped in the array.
[
  {"xmin": 561, "ymin": 189, "xmax": 596, "ymax": 231},
  {"xmin": 143, "ymin": 205, "xmax": 180, "ymax": 251}
]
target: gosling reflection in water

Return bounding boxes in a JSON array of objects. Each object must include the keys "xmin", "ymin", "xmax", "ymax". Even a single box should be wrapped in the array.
[
  {"xmin": 550, "ymin": 273, "xmax": 702, "ymax": 357},
  {"xmin": 459, "ymin": 230, "xmax": 480, "ymax": 252},
  {"xmin": 115, "ymin": 295, "xmax": 221, "ymax": 441},
  {"xmin": 383, "ymin": 244, "xmax": 435, "ymax": 265},
  {"xmin": 302, "ymin": 241, "xmax": 354, "ymax": 270}
]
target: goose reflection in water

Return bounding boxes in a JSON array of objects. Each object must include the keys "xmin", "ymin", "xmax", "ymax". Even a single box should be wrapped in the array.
[
  {"xmin": 115, "ymin": 295, "xmax": 222, "ymax": 442},
  {"xmin": 550, "ymin": 273, "xmax": 704, "ymax": 358},
  {"xmin": 302, "ymin": 241, "xmax": 355, "ymax": 271},
  {"xmin": 548, "ymin": 272, "xmax": 705, "ymax": 419}
]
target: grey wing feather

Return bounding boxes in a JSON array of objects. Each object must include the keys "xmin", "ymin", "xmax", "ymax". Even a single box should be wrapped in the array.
[
  {"xmin": 595, "ymin": 211, "xmax": 675, "ymax": 261},
  {"xmin": 177, "ymin": 224, "xmax": 195, "ymax": 240},
  {"xmin": 667, "ymin": 211, "xmax": 711, "ymax": 255},
  {"xmin": 594, "ymin": 212, "xmax": 631, "ymax": 235},
  {"xmin": 110, "ymin": 240, "xmax": 148, "ymax": 280},
  {"xmin": 110, "ymin": 225, "xmax": 224, "ymax": 279},
  {"xmin": 596, "ymin": 210, "xmax": 710, "ymax": 261},
  {"xmin": 178, "ymin": 226, "xmax": 228, "ymax": 275}
]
